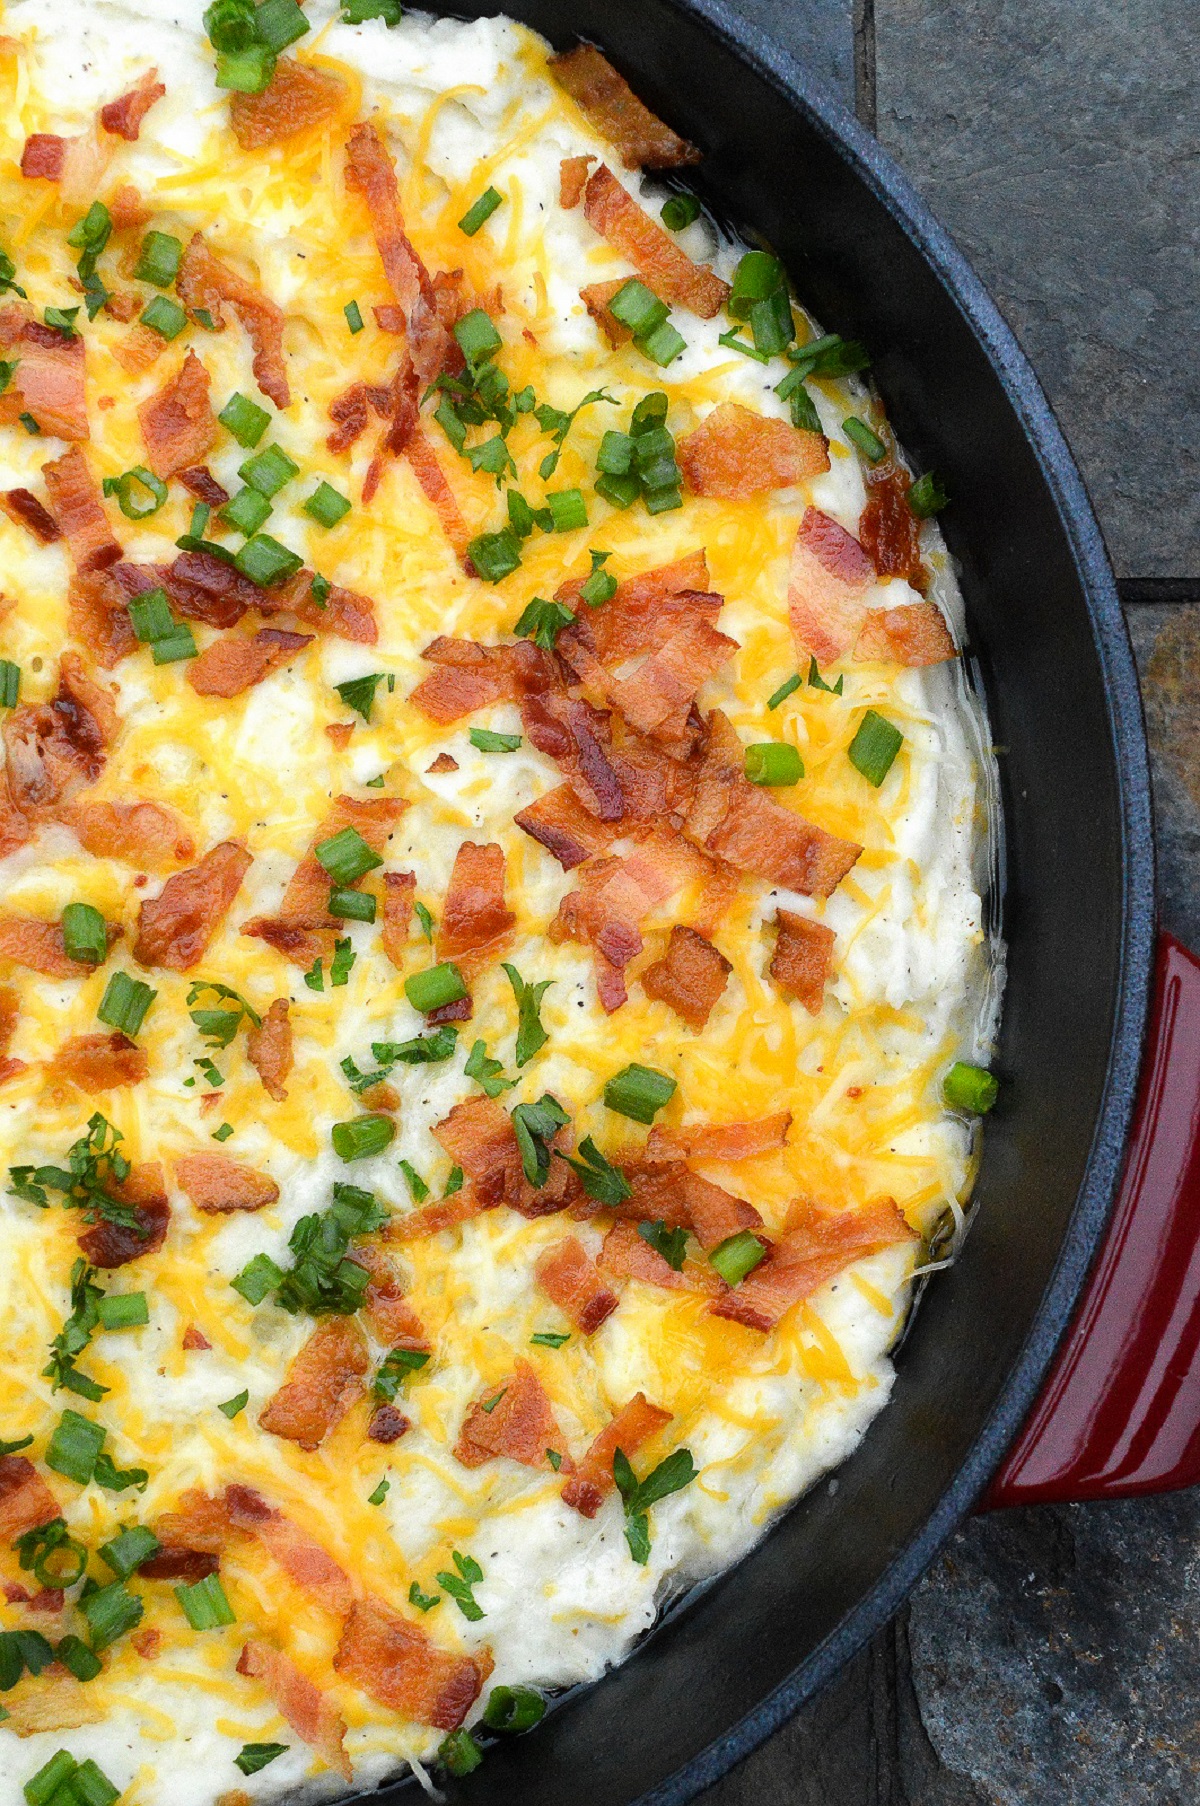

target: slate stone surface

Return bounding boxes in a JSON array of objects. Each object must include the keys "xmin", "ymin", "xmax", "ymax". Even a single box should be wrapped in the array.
[
  {"xmin": 872, "ymin": 0, "xmax": 1200, "ymax": 583},
  {"xmin": 723, "ymin": 0, "xmax": 856, "ymax": 110}
]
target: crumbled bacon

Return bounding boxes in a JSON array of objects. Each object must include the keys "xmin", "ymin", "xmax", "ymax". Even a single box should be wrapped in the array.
[
  {"xmin": 111, "ymin": 323, "xmax": 165, "ymax": 377},
  {"xmin": 646, "ymin": 1113, "xmax": 791, "ymax": 1163},
  {"xmin": 162, "ymin": 548, "xmax": 261, "ymax": 628},
  {"xmin": 178, "ymin": 465, "xmax": 229, "ymax": 507},
  {"xmin": 177, "ymin": 233, "xmax": 289, "ymax": 408},
  {"xmin": 514, "ymin": 783, "xmax": 620, "ymax": 870},
  {"xmin": 409, "ymin": 638, "xmax": 525, "ymax": 723},
  {"xmin": 326, "ymin": 381, "xmax": 391, "ymax": 455},
  {"xmin": 559, "ymin": 154, "xmax": 595, "ymax": 208},
  {"xmin": 560, "ymin": 1394, "xmax": 672, "ymax": 1518},
  {"xmin": 101, "ymin": 290, "xmax": 141, "ymax": 324},
  {"xmin": 152, "ymin": 1489, "xmax": 234, "ymax": 1557},
  {"xmin": 43, "ymin": 448, "xmax": 119, "ymax": 571},
  {"xmin": 368, "ymin": 1405, "xmax": 410, "ymax": 1444},
  {"xmin": 225, "ymin": 1485, "xmax": 357, "ymax": 1615},
  {"xmin": 597, "ymin": 1218, "xmax": 716, "ymax": 1293},
  {"xmin": 550, "ymin": 849, "xmax": 678, "ymax": 1012},
  {"xmin": 269, "ymin": 570, "xmax": 378, "ymax": 644},
  {"xmin": 133, "ymin": 840, "xmax": 251, "ymax": 971},
  {"xmin": 237, "ymin": 1639, "xmax": 351, "ymax": 1781},
  {"xmin": 333, "ymin": 1596, "xmax": 490, "ymax": 1731},
  {"xmin": 229, "ymin": 58, "xmax": 346, "ymax": 150},
  {"xmin": 53, "ymin": 1031, "xmax": 148, "ymax": 1099},
  {"xmin": 558, "ymin": 550, "xmax": 711, "ymax": 667},
  {"xmin": 2, "ymin": 653, "xmax": 117, "ymax": 823},
  {"xmin": 583, "ymin": 166, "xmax": 729, "ymax": 318},
  {"xmin": 1, "ymin": 488, "xmax": 61, "ymax": 544},
  {"xmin": 0, "ymin": 1457, "xmax": 59, "ymax": 1542},
  {"xmin": 680, "ymin": 1172, "xmax": 763, "ymax": 1250},
  {"xmin": 246, "ymin": 997, "xmax": 292, "ymax": 1100},
  {"xmin": 426, "ymin": 754, "xmax": 457, "ymax": 775},
  {"xmin": 433, "ymin": 1095, "xmax": 525, "ymax": 1209},
  {"xmin": 0, "ymin": 985, "xmax": 25, "ymax": 1086},
  {"xmin": 243, "ymin": 796, "xmax": 401, "ymax": 967},
  {"xmin": 77, "ymin": 1161, "xmax": 168, "ymax": 1264},
  {"xmin": 535, "ymin": 1236, "xmax": 618, "ymax": 1335},
  {"xmin": 770, "ymin": 910, "xmax": 834, "ymax": 1013},
  {"xmin": 352, "ymin": 1245, "xmax": 428, "ymax": 1350},
  {"xmin": 108, "ymin": 183, "xmax": 147, "ymax": 228},
  {"xmin": 854, "ymin": 602, "xmax": 957, "ymax": 667},
  {"xmin": 711, "ymin": 1197, "xmax": 916, "ymax": 1331},
  {"xmin": 380, "ymin": 871, "xmax": 415, "ymax": 968},
  {"xmin": 187, "ymin": 628, "xmax": 313, "ymax": 698},
  {"xmin": 454, "ymin": 1360, "xmax": 569, "ymax": 1471},
  {"xmin": 65, "ymin": 798, "xmax": 196, "ymax": 870},
  {"xmin": 344, "ymin": 123, "xmax": 452, "ymax": 382},
  {"xmin": 437, "ymin": 841, "xmax": 514, "ymax": 968},
  {"xmin": 641, "ymin": 924, "xmax": 731, "ymax": 1029},
  {"xmin": 176, "ymin": 1151, "xmax": 280, "ymax": 1213},
  {"xmin": 0, "ymin": 916, "xmax": 119, "ymax": 978},
  {"xmin": 100, "ymin": 68, "xmax": 165, "ymax": 140},
  {"xmin": 0, "ymin": 309, "xmax": 90, "ymax": 441},
  {"xmin": 138, "ymin": 1546, "xmax": 218, "ymax": 1581},
  {"xmin": 603, "ymin": 619, "xmax": 737, "ymax": 753},
  {"xmin": 404, "ymin": 428, "xmax": 469, "ymax": 558},
  {"xmin": 858, "ymin": 460, "xmax": 923, "ymax": 584},
  {"xmin": 362, "ymin": 358, "xmax": 419, "ymax": 506},
  {"xmin": 181, "ymin": 1325, "xmax": 211, "ymax": 1352},
  {"xmin": 385, "ymin": 1191, "xmax": 484, "ymax": 1243},
  {"xmin": 579, "ymin": 277, "xmax": 631, "ymax": 347},
  {"xmin": 678, "ymin": 402, "xmax": 829, "ymax": 499},
  {"xmin": 138, "ymin": 349, "xmax": 216, "ymax": 480},
  {"xmin": 67, "ymin": 572, "xmax": 138, "ymax": 668},
  {"xmin": 20, "ymin": 135, "xmax": 66, "ymax": 180},
  {"xmin": 787, "ymin": 506, "xmax": 876, "ymax": 665},
  {"xmin": 550, "ymin": 47, "xmax": 701, "ymax": 169},
  {"xmin": 259, "ymin": 1317, "xmax": 370, "ymax": 1451}
]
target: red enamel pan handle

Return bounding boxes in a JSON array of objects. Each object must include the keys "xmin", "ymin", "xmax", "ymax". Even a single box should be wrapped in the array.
[{"xmin": 983, "ymin": 932, "xmax": 1200, "ymax": 1508}]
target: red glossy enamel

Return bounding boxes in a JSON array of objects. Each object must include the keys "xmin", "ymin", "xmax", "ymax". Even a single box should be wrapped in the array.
[{"xmin": 984, "ymin": 932, "xmax": 1200, "ymax": 1508}]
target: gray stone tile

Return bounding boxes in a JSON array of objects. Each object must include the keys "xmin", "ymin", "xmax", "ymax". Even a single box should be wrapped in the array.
[
  {"xmin": 874, "ymin": 0, "xmax": 1200, "ymax": 581},
  {"xmin": 1128, "ymin": 603, "xmax": 1200, "ymax": 949},
  {"xmin": 725, "ymin": 0, "xmax": 857, "ymax": 113}
]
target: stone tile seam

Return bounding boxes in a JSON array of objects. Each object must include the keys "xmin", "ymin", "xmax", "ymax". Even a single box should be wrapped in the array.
[
  {"xmin": 1119, "ymin": 579, "xmax": 1200, "ymax": 605},
  {"xmin": 853, "ymin": 0, "xmax": 877, "ymax": 131}
]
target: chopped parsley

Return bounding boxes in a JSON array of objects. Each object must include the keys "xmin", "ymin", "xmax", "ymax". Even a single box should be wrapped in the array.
[
  {"xmin": 613, "ymin": 1446, "xmax": 698, "ymax": 1564},
  {"xmin": 436, "ymin": 1550, "xmax": 484, "ymax": 1621}
]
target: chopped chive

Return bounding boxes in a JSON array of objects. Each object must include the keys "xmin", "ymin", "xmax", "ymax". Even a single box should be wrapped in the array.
[
  {"xmin": 453, "ymin": 308, "xmax": 501, "ymax": 367},
  {"xmin": 344, "ymin": 299, "xmax": 364, "ymax": 335},
  {"xmin": 96, "ymin": 1292, "xmax": 147, "ymax": 1330},
  {"xmin": 596, "ymin": 430, "xmax": 633, "ymax": 476},
  {"xmin": 444, "ymin": 1165, "xmax": 464, "ymax": 1196},
  {"xmin": 54, "ymin": 1635, "xmax": 103, "ymax": 1684},
  {"xmin": 610, "ymin": 279, "xmax": 669, "ymax": 337},
  {"xmin": 728, "ymin": 249, "xmax": 785, "ymax": 318},
  {"xmin": 744, "ymin": 742, "xmax": 803, "ymax": 786},
  {"xmin": 331, "ymin": 1114, "xmax": 395, "ymax": 1161},
  {"xmin": 579, "ymin": 549, "xmax": 617, "ymax": 607},
  {"xmin": 484, "ymin": 1684, "xmax": 546, "ymax": 1732},
  {"xmin": 231, "ymin": 1252, "xmax": 283, "ymax": 1305},
  {"xmin": 943, "ymin": 1061, "xmax": 998, "ymax": 1114},
  {"xmin": 215, "ymin": 43, "xmax": 276, "ymax": 93},
  {"xmin": 235, "ymin": 1744, "xmax": 288, "ymax": 1776},
  {"xmin": 400, "ymin": 1160, "xmax": 429, "ymax": 1204},
  {"xmin": 603, "ymin": 1063, "xmax": 677, "ymax": 1125},
  {"xmin": 404, "ymin": 963, "xmax": 467, "ymax": 1013},
  {"xmin": 807, "ymin": 656, "xmax": 844, "ymax": 695},
  {"xmin": 787, "ymin": 332, "xmax": 871, "ymax": 379},
  {"xmin": 848, "ymin": 709, "xmax": 903, "ymax": 786},
  {"xmin": 367, "ymin": 1475, "xmax": 390, "ymax": 1505},
  {"xmin": 218, "ymin": 391, "xmax": 270, "ymax": 448},
  {"xmin": 843, "ymin": 416, "xmax": 887, "ymax": 462},
  {"xmin": 767, "ymin": 671, "xmax": 801, "ymax": 710},
  {"xmin": 330, "ymin": 936, "xmax": 355, "ymax": 987},
  {"xmin": 749, "ymin": 285, "xmax": 794, "ymax": 357},
  {"xmin": 547, "ymin": 488, "xmax": 587, "ymax": 532},
  {"xmin": 315, "ymin": 825, "xmax": 383, "ymax": 884},
  {"xmin": 127, "ymin": 587, "xmax": 175, "ymax": 643},
  {"xmin": 709, "ymin": 1230, "xmax": 767, "ymax": 1286},
  {"xmin": 439, "ymin": 1730, "xmax": 483, "ymax": 1776},
  {"xmin": 99, "ymin": 1525, "xmax": 160, "ymax": 1579},
  {"xmin": 174, "ymin": 1572, "xmax": 235, "ymax": 1630},
  {"xmin": 639, "ymin": 319, "xmax": 687, "ymax": 365},
  {"xmin": 24, "ymin": 1752, "xmax": 79, "ymax": 1806},
  {"xmin": 414, "ymin": 900, "xmax": 434, "ymax": 942},
  {"xmin": 211, "ymin": 1122, "xmax": 234, "ymax": 1142},
  {"xmin": 459, "ymin": 187, "xmax": 503, "ymax": 236},
  {"xmin": 0, "ymin": 661, "xmax": 19, "ymax": 708},
  {"xmin": 140, "ymin": 295, "xmax": 187, "ymax": 340},
  {"xmin": 219, "ymin": 485, "xmax": 272, "ymax": 536},
  {"xmin": 218, "ymin": 1389, "xmax": 249, "ymax": 1419},
  {"xmin": 239, "ymin": 444, "xmax": 298, "ymax": 497},
  {"xmin": 110, "ymin": 465, "xmax": 167, "ymax": 521},
  {"xmin": 134, "ymin": 230, "xmax": 182, "ymax": 288},
  {"xmin": 233, "ymin": 533, "xmax": 302, "ymax": 586},
  {"xmin": 254, "ymin": 0, "xmax": 310, "ymax": 52},
  {"xmin": 467, "ymin": 527, "xmax": 522, "ymax": 583},
  {"xmin": 513, "ymin": 595, "xmax": 574, "ymax": 649},
  {"xmin": 304, "ymin": 481, "xmax": 351, "ymax": 528},
  {"xmin": 19, "ymin": 413, "xmax": 41, "ymax": 434},
  {"xmin": 80, "ymin": 1579, "xmax": 142, "ymax": 1650},
  {"xmin": 97, "ymin": 971, "xmax": 156, "ymax": 1036},
  {"xmin": 530, "ymin": 1330, "xmax": 569, "ymax": 1349},
  {"xmin": 328, "ymin": 885, "xmax": 376, "ymax": 923},
  {"xmin": 309, "ymin": 572, "xmax": 331, "ymax": 606},
  {"xmin": 61, "ymin": 902, "xmax": 108, "ymax": 966},
  {"xmin": 908, "ymin": 470, "xmax": 949, "ymax": 517},
  {"xmin": 717, "ymin": 328, "xmax": 770, "ymax": 364},
  {"xmin": 661, "ymin": 193, "xmax": 701, "ymax": 231},
  {"xmin": 469, "ymin": 726, "xmax": 522, "ymax": 753}
]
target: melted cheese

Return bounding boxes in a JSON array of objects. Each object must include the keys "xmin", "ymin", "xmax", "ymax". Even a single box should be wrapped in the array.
[{"xmin": 0, "ymin": 4, "xmax": 1000, "ymax": 1801}]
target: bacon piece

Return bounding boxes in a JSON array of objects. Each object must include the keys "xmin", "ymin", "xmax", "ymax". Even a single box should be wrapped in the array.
[
  {"xmin": 770, "ymin": 910, "xmax": 834, "ymax": 1013},
  {"xmin": 1, "ymin": 488, "xmax": 60, "ymax": 543},
  {"xmin": 229, "ymin": 58, "xmax": 345, "ymax": 150},
  {"xmin": 334, "ymin": 1596, "xmax": 490, "ymax": 1730},
  {"xmin": 67, "ymin": 572, "xmax": 138, "ymax": 669},
  {"xmin": 604, "ymin": 619, "xmax": 737, "ymax": 751},
  {"xmin": 0, "ymin": 985, "xmax": 25, "ymax": 1086},
  {"xmin": 243, "ymin": 795, "xmax": 401, "ymax": 962},
  {"xmin": 858, "ymin": 460, "xmax": 923, "ymax": 584},
  {"xmin": 597, "ymin": 1218, "xmax": 718, "ymax": 1294},
  {"xmin": 2, "ymin": 653, "xmax": 117, "ymax": 823},
  {"xmin": 386, "ymin": 1191, "xmax": 485, "ymax": 1243},
  {"xmin": 685, "ymin": 711, "xmax": 861, "ymax": 898},
  {"xmin": 433, "ymin": 1095, "xmax": 525, "ymax": 1209},
  {"xmin": 269, "ymin": 571, "xmax": 378, "ymax": 645},
  {"xmin": 711, "ymin": 1197, "xmax": 916, "ymax": 1331},
  {"xmin": 326, "ymin": 380, "xmax": 391, "ymax": 455},
  {"xmin": 54, "ymin": 1032, "xmax": 148, "ymax": 1100},
  {"xmin": 559, "ymin": 153, "xmax": 595, "ymax": 208},
  {"xmin": 101, "ymin": 290, "xmax": 141, "ymax": 324},
  {"xmin": 437, "ymin": 841, "xmax": 514, "ymax": 967},
  {"xmin": 21, "ymin": 135, "xmax": 66, "ymax": 180},
  {"xmin": 181, "ymin": 1325, "xmax": 211, "ymax": 1352},
  {"xmin": 680, "ymin": 1173, "xmax": 762, "ymax": 1250},
  {"xmin": 678, "ymin": 402, "xmax": 829, "ymax": 499},
  {"xmin": 579, "ymin": 276, "xmax": 631, "ymax": 347},
  {"xmin": 404, "ymin": 428, "xmax": 469, "ymax": 557},
  {"xmin": 410, "ymin": 638, "xmax": 524, "ymax": 724},
  {"xmin": 100, "ymin": 68, "xmax": 164, "ymax": 139},
  {"xmin": 237, "ymin": 1640, "xmax": 350, "ymax": 1780},
  {"xmin": 368, "ymin": 1405, "xmax": 410, "ymax": 1443},
  {"xmin": 0, "ymin": 314, "xmax": 89, "ymax": 441},
  {"xmin": 187, "ymin": 628, "xmax": 313, "ymax": 698},
  {"xmin": 426, "ymin": 753, "xmax": 457, "ymax": 774},
  {"xmin": 259, "ymin": 1318, "xmax": 370, "ymax": 1451},
  {"xmin": 0, "ymin": 916, "xmax": 121, "ymax": 978},
  {"xmin": 247, "ymin": 996, "xmax": 291, "ymax": 1100},
  {"xmin": 561, "ymin": 1394, "xmax": 672, "ymax": 1518},
  {"xmin": 176, "ymin": 1151, "xmax": 279, "ymax": 1213},
  {"xmin": 551, "ymin": 850, "xmax": 678, "ymax": 1012},
  {"xmin": 65, "ymin": 798, "xmax": 195, "ymax": 871},
  {"xmin": 152, "ymin": 1489, "xmax": 233, "ymax": 1556},
  {"xmin": 0, "ymin": 1458, "xmax": 59, "ymax": 1542},
  {"xmin": 162, "ymin": 548, "xmax": 261, "ymax": 629},
  {"xmin": 78, "ymin": 1162, "xmax": 169, "ymax": 1264},
  {"xmin": 380, "ymin": 871, "xmax": 415, "ymax": 968},
  {"xmin": 583, "ymin": 165, "xmax": 728, "ymax": 317},
  {"xmin": 134, "ymin": 840, "xmax": 251, "ymax": 971},
  {"xmin": 344, "ymin": 123, "xmax": 452, "ymax": 381},
  {"xmin": 138, "ymin": 350, "xmax": 216, "ymax": 480},
  {"xmin": 353, "ymin": 1245, "xmax": 428, "ymax": 1350},
  {"xmin": 111, "ymin": 323, "xmax": 165, "ymax": 377},
  {"xmin": 455, "ymin": 1360, "xmax": 569, "ymax": 1471},
  {"xmin": 641, "ymin": 924, "xmax": 731, "ymax": 1029},
  {"xmin": 362, "ymin": 358, "xmax": 419, "ymax": 506},
  {"xmin": 514, "ymin": 783, "xmax": 620, "ymax": 871},
  {"xmin": 854, "ymin": 601, "xmax": 957, "ymax": 667},
  {"xmin": 179, "ymin": 465, "xmax": 229, "ymax": 507},
  {"xmin": 535, "ymin": 1236, "xmax": 618, "ymax": 1335},
  {"xmin": 43, "ymin": 448, "xmax": 119, "ymax": 571},
  {"xmin": 551, "ymin": 46, "xmax": 700, "ymax": 169},
  {"xmin": 787, "ymin": 506, "xmax": 876, "ymax": 665},
  {"xmin": 139, "ymin": 1546, "xmax": 218, "ymax": 1581},
  {"xmin": 225, "ymin": 1485, "xmax": 357, "ymax": 1615},
  {"xmin": 177, "ymin": 234, "xmax": 289, "ymax": 408},
  {"xmin": 646, "ymin": 1114, "xmax": 791, "ymax": 1163},
  {"xmin": 558, "ymin": 550, "xmax": 712, "ymax": 667},
  {"xmin": 108, "ymin": 183, "xmax": 147, "ymax": 228}
]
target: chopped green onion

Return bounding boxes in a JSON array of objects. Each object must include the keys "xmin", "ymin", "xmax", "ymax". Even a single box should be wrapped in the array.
[
  {"xmin": 17, "ymin": 1520, "xmax": 86, "ymax": 1589},
  {"xmin": 24, "ymin": 1752, "xmax": 81, "ymax": 1806},
  {"xmin": 373, "ymin": 1346, "xmax": 429, "ymax": 1401},
  {"xmin": 603, "ymin": 1063, "xmax": 677, "ymax": 1124},
  {"xmin": 239, "ymin": 444, "xmax": 298, "ymax": 497},
  {"xmin": 80, "ymin": 1579, "xmax": 143, "ymax": 1650},
  {"xmin": 0, "ymin": 1629, "xmax": 53, "ymax": 1695},
  {"xmin": 193, "ymin": 308, "xmax": 216, "ymax": 330},
  {"xmin": 344, "ymin": 299, "xmax": 364, "ymax": 334},
  {"xmin": 749, "ymin": 286, "xmax": 794, "ymax": 357},
  {"xmin": 95, "ymin": 1292, "xmax": 147, "ymax": 1330},
  {"xmin": 547, "ymin": 488, "xmax": 587, "ymax": 532},
  {"xmin": 309, "ymin": 572, "xmax": 331, "ymax": 606},
  {"xmin": 0, "ymin": 661, "xmax": 19, "ymax": 708},
  {"xmin": 531, "ymin": 1329, "xmax": 570, "ymax": 1348},
  {"xmin": 92, "ymin": 1452, "xmax": 147, "ymax": 1494},
  {"xmin": 220, "ymin": 486, "xmax": 271, "ymax": 536},
  {"xmin": 235, "ymin": 1744, "xmax": 288, "ymax": 1776},
  {"xmin": 304, "ymin": 481, "xmax": 351, "ymax": 528},
  {"xmin": 709, "ymin": 1230, "xmax": 767, "ymax": 1286},
  {"xmin": 400, "ymin": 1160, "xmax": 429, "ymax": 1204},
  {"xmin": 218, "ymin": 1389, "xmax": 249, "ymax": 1419},
  {"xmin": 19, "ymin": 414, "xmax": 41, "ymax": 435},
  {"xmin": 467, "ymin": 527, "xmax": 522, "ymax": 583},
  {"xmin": 404, "ymin": 963, "xmax": 467, "ymax": 1014},
  {"xmin": 331, "ymin": 1114, "xmax": 395, "ymax": 1162},
  {"xmin": 807, "ymin": 656, "xmax": 844, "ymax": 695},
  {"xmin": 637, "ymin": 1219, "xmax": 688, "ymax": 1270},
  {"xmin": 254, "ymin": 0, "xmax": 310, "ymax": 51},
  {"xmin": 848, "ymin": 709, "xmax": 903, "ymax": 786},
  {"xmin": 211, "ymin": 1123, "xmax": 234, "ymax": 1143},
  {"xmin": 73, "ymin": 1761, "xmax": 123, "ymax": 1806},
  {"xmin": 439, "ymin": 1730, "xmax": 483, "ymax": 1777},
  {"xmin": 784, "ymin": 377, "xmax": 823, "ymax": 434},
  {"xmin": 215, "ymin": 43, "xmax": 276, "ymax": 93},
  {"xmin": 315, "ymin": 825, "xmax": 383, "ymax": 884},
  {"xmin": 596, "ymin": 430, "xmax": 633, "ymax": 475},
  {"xmin": 595, "ymin": 472, "xmax": 638, "ymax": 509},
  {"xmin": 140, "ymin": 295, "xmax": 188, "ymax": 340},
  {"xmin": 61, "ymin": 902, "xmax": 108, "ymax": 966},
  {"xmin": 483, "ymin": 1684, "xmax": 546, "ymax": 1732},
  {"xmin": 231, "ymin": 1252, "xmax": 283, "ymax": 1305},
  {"xmin": 127, "ymin": 587, "xmax": 175, "ymax": 642},
  {"xmin": 639, "ymin": 319, "xmax": 687, "ymax": 365},
  {"xmin": 767, "ymin": 672, "xmax": 801, "ymax": 710},
  {"xmin": 414, "ymin": 900, "xmax": 434, "ymax": 942},
  {"xmin": 54, "ymin": 1635, "xmax": 103, "ymax": 1684},
  {"xmin": 943, "ymin": 1061, "xmax": 998, "ymax": 1114},
  {"xmin": 744, "ymin": 742, "xmax": 803, "ymax": 786},
  {"xmin": 609, "ymin": 279, "xmax": 669, "ymax": 337},
  {"xmin": 453, "ymin": 308, "xmax": 501, "ymax": 367},
  {"xmin": 174, "ymin": 1572, "xmax": 235, "ymax": 1630},
  {"xmin": 728, "ymin": 250, "xmax": 785, "ymax": 318},
  {"xmin": 218, "ymin": 391, "xmax": 270, "ymax": 448},
  {"xmin": 717, "ymin": 328, "xmax": 770, "ymax": 365},
  {"xmin": 99, "ymin": 1525, "xmax": 160, "ymax": 1579},
  {"xmin": 134, "ymin": 230, "xmax": 182, "ymax": 288},
  {"xmin": 111, "ymin": 465, "xmax": 167, "ymax": 521},
  {"xmin": 459, "ymin": 187, "xmax": 503, "ymax": 236},
  {"xmin": 787, "ymin": 332, "xmax": 870, "ymax": 379},
  {"xmin": 367, "ymin": 1475, "xmax": 390, "ymax": 1506},
  {"xmin": 0, "ymin": 1436, "xmax": 32, "ymax": 1455},
  {"xmin": 328, "ymin": 886, "xmax": 376, "ymax": 923},
  {"xmin": 908, "ymin": 471, "xmax": 949, "ymax": 517},
  {"xmin": 661, "ymin": 193, "xmax": 700, "ymax": 231},
  {"xmin": 843, "ymin": 416, "xmax": 886, "ymax": 462},
  {"xmin": 329, "ymin": 936, "xmax": 355, "ymax": 987},
  {"xmin": 97, "ymin": 971, "xmax": 156, "ymax": 1036},
  {"xmin": 513, "ymin": 595, "xmax": 574, "ymax": 649},
  {"xmin": 469, "ymin": 726, "xmax": 522, "ymax": 753}
]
